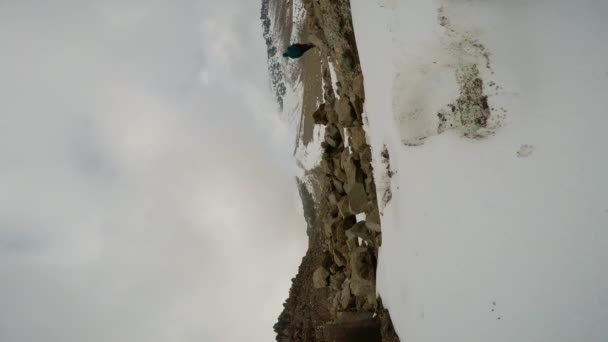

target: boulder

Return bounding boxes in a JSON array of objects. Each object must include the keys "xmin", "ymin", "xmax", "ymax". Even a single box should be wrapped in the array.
[
  {"xmin": 323, "ymin": 220, "xmax": 333, "ymax": 237},
  {"xmin": 353, "ymin": 73, "xmax": 365, "ymax": 99},
  {"xmin": 339, "ymin": 279, "xmax": 352, "ymax": 309},
  {"xmin": 325, "ymin": 135, "xmax": 338, "ymax": 148},
  {"xmin": 336, "ymin": 97, "xmax": 356, "ymax": 127},
  {"xmin": 324, "ymin": 123, "xmax": 342, "ymax": 148},
  {"xmin": 337, "ymin": 196, "xmax": 351, "ymax": 218},
  {"xmin": 343, "ymin": 156, "xmax": 359, "ymax": 192},
  {"xmin": 348, "ymin": 181, "xmax": 369, "ymax": 214},
  {"xmin": 332, "ymin": 178, "xmax": 345, "ymax": 194},
  {"xmin": 349, "ymin": 247, "xmax": 376, "ymax": 304},
  {"xmin": 321, "ymin": 158, "xmax": 334, "ymax": 175},
  {"xmin": 353, "ymin": 97, "xmax": 365, "ymax": 118},
  {"xmin": 359, "ymin": 146, "xmax": 373, "ymax": 176},
  {"xmin": 313, "ymin": 266, "xmax": 330, "ymax": 289},
  {"xmin": 364, "ymin": 174, "xmax": 376, "ymax": 199},
  {"xmin": 348, "ymin": 126, "xmax": 367, "ymax": 152},
  {"xmin": 366, "ymin": 207, "xmax": 381, "ymax": 232},
  {"xmin": 312, "ymin": 103, "xmax": 328, "ymax": 125},
  {"xmin": 340, "ymin": 147, "xmax": 351, "ymax": 170},
  {"xmin": 328, "ymin": 192, "xmax": 339, "ymax": 206},
  {"xmin": 333, "ymin": 250, "xmax": 347, "ymax": 267},
  {"xmin": 333, "ymin": 155, "xmax": 343, "ymax": 171},
  {"xmin": 327, "ymin": 106, "xmax": 339, "ymax": 124},
  {"xmin": 346, "ymin": 236, "xmax": 359, "ymax": 250},
  {"xmin": 326, "ymin": 123, "xmax": 340, "ymax": 139},
  {"xmin": 346, "ymin": 221, "xmax": 372, "ymax": 244},
  {"xmin": 330, "ymin": 272, "xmax": 346, "ymax": 291},
  {"xmin": 334, "ymin": 166, "xmax": 347, "ymax": 183}
]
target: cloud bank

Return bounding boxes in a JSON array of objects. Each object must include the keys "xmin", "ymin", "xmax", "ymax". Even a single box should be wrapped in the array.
[{"xmin": 0, "ymin": 1, "xmax": 306, "ymax": 341}]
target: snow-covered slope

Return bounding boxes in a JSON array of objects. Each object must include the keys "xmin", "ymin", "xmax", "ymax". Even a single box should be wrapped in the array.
[
  {"xmin": 261, "ymin": 0, "xmax": 307, "ymax": 132},
  {"xmin": 351, "ymin": 1, "xmax": 608, "ymax": 341}
]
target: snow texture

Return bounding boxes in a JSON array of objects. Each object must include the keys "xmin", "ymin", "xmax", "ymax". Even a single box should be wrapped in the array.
[{"xmin": 351, "ymin": 1, "xmax": 608, "ymax": 341}]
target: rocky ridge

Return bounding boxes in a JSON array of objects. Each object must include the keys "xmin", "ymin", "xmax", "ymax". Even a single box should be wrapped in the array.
[{"xmin": 272, "ymin": 1, "xmax": 400, "ymax": 341}]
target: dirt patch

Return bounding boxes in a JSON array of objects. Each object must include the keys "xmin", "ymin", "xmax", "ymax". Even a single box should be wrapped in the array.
[{"xmin": 437, "ymin": 63, "xmax": 492, "ymax": 138}]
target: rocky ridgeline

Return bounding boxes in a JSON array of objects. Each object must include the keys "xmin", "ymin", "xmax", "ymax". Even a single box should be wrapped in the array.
[
  {"xmin": 274, "ymin": 0, "xmax": 399, "ymax": 341},
  {"xmin": 312, "ymin": 80, "xmax": 381, "ymax": 313}
]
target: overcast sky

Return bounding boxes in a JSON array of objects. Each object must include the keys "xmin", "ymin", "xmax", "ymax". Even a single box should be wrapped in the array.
[{"xmin": 0, "ymin": 1, "xmax": 307, "ymax": 341}]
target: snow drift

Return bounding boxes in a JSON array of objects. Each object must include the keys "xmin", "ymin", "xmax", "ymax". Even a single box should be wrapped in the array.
[{"xmin": 351, "ymin": 1, "xmax": 608, "ymax": 341}]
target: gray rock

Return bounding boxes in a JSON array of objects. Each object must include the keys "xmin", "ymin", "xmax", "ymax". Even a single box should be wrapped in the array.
[
  {"xmin": 346, "ymin": 222, "xmax": 372, "ymax": 243},
  {"xmin": 313, "ymin": 266, "xmax": 330, "ymax": 289}
]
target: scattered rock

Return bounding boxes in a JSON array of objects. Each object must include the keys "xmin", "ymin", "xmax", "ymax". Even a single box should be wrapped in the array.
[{"xmin": 313, "ymin": 266, "xmax": 330, "ymax": 289}]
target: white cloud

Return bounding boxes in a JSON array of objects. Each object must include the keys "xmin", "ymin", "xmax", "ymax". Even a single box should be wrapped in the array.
[{"xmin": 0, "ymin": 1, "xmax": 306, "ymax": 341}]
